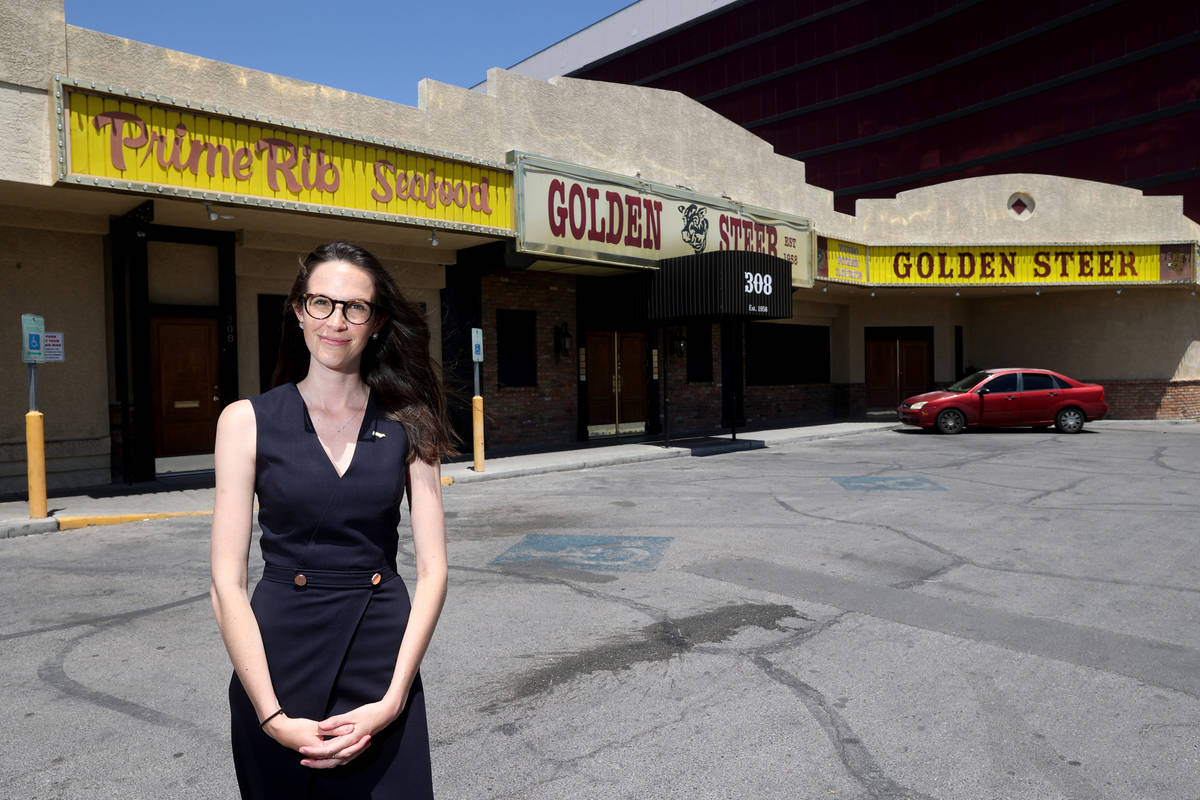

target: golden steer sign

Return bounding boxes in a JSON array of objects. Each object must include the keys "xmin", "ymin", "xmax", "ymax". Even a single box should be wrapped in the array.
[{"xmin": 867, "ymin": 244, "xmax": 1189, "ymax": 285}]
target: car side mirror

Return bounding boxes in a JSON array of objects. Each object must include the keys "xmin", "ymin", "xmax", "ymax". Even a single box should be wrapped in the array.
[{"xmin": 976, "ymin": 388, "xmax": 988, "ymax": 395}]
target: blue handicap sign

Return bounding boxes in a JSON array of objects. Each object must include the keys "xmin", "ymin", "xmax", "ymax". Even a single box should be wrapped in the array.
[
  {"xmin": 491, "ymin": 534, "xmax": 672, "ymax": 573},
  {"xmin": 28, "ymin": 333, "xmax": 40, "ymax": 349},
  {"xmin": 833, "ymin": 476, "xmax": 945, "ymax": 491}
]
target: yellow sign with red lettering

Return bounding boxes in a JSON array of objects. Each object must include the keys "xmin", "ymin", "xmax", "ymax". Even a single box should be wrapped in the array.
[
  {"xmin": 869, "ymin": 245, "xmax": 1191, "ymax": 285},
  {"xmin": 62, "ymin": 88, "xmax": 513, "ymax": 232}
]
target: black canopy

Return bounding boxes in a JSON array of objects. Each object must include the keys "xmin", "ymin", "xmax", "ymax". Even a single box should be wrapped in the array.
[{"xmin": 647, "ymin": 250, "xmax": 793, "ymax": 321}]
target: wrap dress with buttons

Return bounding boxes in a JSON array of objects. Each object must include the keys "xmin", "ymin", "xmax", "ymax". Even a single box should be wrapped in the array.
[{"xmin": 228, "ymin": 382, "xmax": 434, "ymax": 799}]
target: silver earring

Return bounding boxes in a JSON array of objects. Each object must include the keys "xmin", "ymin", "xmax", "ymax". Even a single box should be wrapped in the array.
[
  {"xmin": 298, "ymin": 322, "xmax": 304, "ymax": 329},
  {"xmin": 371, "ymin": 332, "xmax": 379, "ymax": 340}
]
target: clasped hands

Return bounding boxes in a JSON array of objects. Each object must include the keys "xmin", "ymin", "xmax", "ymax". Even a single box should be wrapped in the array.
[{"xmin": 263, "ymin": 700, "xmax": 400, "ymax": 769}]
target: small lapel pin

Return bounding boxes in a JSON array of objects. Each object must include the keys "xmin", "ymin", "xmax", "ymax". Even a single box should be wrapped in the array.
[{"xmin": 372, "ymin": 430, "xmax": 387, "ymax": 439}]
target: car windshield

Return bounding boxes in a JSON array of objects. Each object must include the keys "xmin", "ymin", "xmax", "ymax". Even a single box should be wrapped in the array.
[{"xmin": 945, "ymin": 371, "xmax": 990, "ymax": 392}]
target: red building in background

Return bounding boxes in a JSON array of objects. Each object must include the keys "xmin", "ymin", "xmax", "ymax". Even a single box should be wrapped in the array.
[{"xmin": 534, "ymin": 0, "xmax": 1199, "ymax": 221}]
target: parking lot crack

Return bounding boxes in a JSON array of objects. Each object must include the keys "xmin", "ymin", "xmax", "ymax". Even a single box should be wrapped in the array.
[
  {"xmin": 38, "ymin": 626, "xmax": 213, "ymax": 735},
  {"xmin": 771, "ymin": 498, "xmax": 1200, "ymax": 596},
  {"xmin": 753, "ymin": 655, "xmax": 939, "ymax": 800}
]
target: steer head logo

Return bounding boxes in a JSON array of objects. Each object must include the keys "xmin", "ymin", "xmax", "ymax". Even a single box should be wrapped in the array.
[{"xmin": 678, "ymin": 204, "xmax": 708, "ymax": 254}]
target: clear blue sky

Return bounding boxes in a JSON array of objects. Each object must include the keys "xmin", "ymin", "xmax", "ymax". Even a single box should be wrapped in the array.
[{"xmin": 64, "ymin": 1, "xmax": 632, "ymax": 108}]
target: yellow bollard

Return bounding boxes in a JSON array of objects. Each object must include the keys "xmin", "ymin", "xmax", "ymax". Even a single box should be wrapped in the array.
[
  {"xmin": 26, "ymin": 411, "xmax": 47, "ymax": 518},
  {"xmin": 472, "ymin": 395, "xmax": 485, "ymax": 472}
]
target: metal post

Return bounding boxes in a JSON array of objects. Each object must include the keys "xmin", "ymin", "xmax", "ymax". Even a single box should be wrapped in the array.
[
  {"xmin": 26, "ymin": 365, "xmax": 47, "ymax": 518},
  {"xmin": 661, "ymin": 328, "xmax": 671, "ymax": 447},
  {"xmin": 472, "ymin": 362, "xmax": 484, "ymax": 472}
]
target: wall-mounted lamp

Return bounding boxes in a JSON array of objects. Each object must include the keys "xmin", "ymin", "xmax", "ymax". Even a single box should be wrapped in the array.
[
  {"xmin": 870, "ymin": 291, "xmax": 876, "ymax": 297},
  {"xmin": 553, "ymin": 322, "xmax": 573, "ymax": 357},
  {"xmin": 669, "ymin": 329, "xmax": 687, "ymax": 357},
  {"xmin": 205, "ymin": 203, "xmax": 234, "ymax": 221},
  {"xmin": 954, "ymin": 290, "xmax": 960, "ymax": 297},
  {"xmin": 1035, "ymin": 289, "xmax": 1041, "ymax": 296},
  {"xmin": 822, "ymin": 285, "xmax": 828, "ymax": 293},
  {"xmin": 1116, "ymin": 288, "xmax": 1122, "ymax": 295},
  {"xmin": 428, "ymin": 230, "xmax": 439, "ymax": 247}
]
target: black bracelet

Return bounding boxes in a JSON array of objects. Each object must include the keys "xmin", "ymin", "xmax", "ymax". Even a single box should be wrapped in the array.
[{"xmin": 260, "ymin": 708, "xmax": 285, "ymax": 728}]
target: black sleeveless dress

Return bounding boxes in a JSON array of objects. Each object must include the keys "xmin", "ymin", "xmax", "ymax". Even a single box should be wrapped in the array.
[{"xmin": 228, "ymin": 383, "xmax": 434, "ymax": 799}]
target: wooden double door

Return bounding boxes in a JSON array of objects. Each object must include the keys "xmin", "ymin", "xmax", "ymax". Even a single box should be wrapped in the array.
[
  {"xmin": 585, "ymin": 331, "xmax": 648, "ymax": 437},
  {"xmin": 150, "ymin": 317, "xmax": 222, "ymax": 457},
  {"xmin": 865, "ymin": 328, "xmax": 933, "ymax": 408}
]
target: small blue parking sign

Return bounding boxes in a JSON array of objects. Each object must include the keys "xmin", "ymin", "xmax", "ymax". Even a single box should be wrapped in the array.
[
  {"xmin": 21, "ymin": 314, "xmax": 45, "ymax": 363},
  {"xmin": 471, "ymin": 328, "xmax": 483, "ymax": 362}
]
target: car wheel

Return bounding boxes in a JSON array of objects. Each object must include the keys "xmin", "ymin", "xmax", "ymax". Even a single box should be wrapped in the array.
[
  {"xmin": 935, "ymin": 409, "xmax": 966, "ymax": 435},
  {"xmin": 1055, "ymin": 407, "xmax": 1085, "ymax": 433}
]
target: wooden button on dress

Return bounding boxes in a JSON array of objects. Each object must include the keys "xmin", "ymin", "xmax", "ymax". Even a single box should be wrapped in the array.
[
  {"xmin": 371, "ymin": 572, "xmax": 382, "ymax": 586},
  {"xmin": 294, "ymin": 574, "xmax": 307, "ymax": 587}
]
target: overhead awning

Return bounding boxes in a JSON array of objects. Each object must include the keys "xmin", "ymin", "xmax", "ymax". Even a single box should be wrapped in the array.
[{"xmin": 647, "ymin": 251, "xmax": 793, "ymax": 321}]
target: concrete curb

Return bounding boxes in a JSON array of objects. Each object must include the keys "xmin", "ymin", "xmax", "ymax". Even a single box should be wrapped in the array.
[
  {"xmin": 57, "ymin": 510, "xmax": 214, "ymax": 530},
  {"xmin": 444, "ymin": 424, "xmax": 892, "ymax": 484},
  {"xmin": 0, "ymin": 517, "xmax": 59, "ymax": 538},
  {"xmin": 0, "ymin": 509, "xmax": 216, "ymax": 539}
]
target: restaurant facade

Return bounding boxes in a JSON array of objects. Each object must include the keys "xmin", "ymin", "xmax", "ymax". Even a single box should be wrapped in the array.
[{"xmin": 4, "ymin": 0, "xmax": 1199, "ymax": 493}]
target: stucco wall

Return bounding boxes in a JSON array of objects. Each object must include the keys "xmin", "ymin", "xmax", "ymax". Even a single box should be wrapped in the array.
[
  {"xmin": 836, "ymin": 296, "xmax": 967, "ymax": 384},
  {"xmin": 2, "ymin": 221, "xmax": 110, "ymax": 492},
  {"xmin": 964, "ymin": 289, "xmax": 1200, "ymax": 381},
  {"xmin": 856, "ymin": 175, "xmax": 1200, "ymax": 245}
]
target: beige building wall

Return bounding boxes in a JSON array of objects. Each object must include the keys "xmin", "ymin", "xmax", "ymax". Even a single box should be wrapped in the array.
[
  {"xmin": 3, "ymin": 219, "xmax": 109, "ymax": 491},
  {"xmin": 965, "ymin": 289, "xmax": 1200, "ymax": 382}
]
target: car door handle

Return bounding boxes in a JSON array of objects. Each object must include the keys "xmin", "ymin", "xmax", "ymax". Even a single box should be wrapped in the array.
[{"xmin": 1048, "ymin": 392, "xmax": 1058, "ymax": 397}]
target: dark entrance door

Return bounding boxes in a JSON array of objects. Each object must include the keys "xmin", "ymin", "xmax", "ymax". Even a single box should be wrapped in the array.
[
  {"xmin": 109, "ymin": 202, "xmax": 237, "ymax": 482},
  {"xmin": 864, "ymin": 327, "xmax": 933, "ymax": 408},
  {"xmin": 151, "ymin": 318, "xmax": 221, "ymax": 456},
  {"xmin": 585, "ymin": 330, "xmax": 647, "ymax": 437}
]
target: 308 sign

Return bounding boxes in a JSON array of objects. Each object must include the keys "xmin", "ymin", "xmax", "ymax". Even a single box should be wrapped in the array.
[{"xmin": 745, "ymin": 271, "xmax": 773, "ymax": 312}]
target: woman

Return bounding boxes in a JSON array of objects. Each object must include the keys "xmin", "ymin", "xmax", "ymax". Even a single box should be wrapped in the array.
[{"xmin": 210, "ymin": 241, "xmax": 452, "ymax": 798}]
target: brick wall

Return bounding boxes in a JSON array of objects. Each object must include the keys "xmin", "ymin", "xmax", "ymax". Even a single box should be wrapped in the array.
[
  {"xmin": 745, "ymin": 384, "xmax": 838, "ymax": 425},
  {"xmin": 1097, "ymin": 380, "xmax": 1200, "ymax": 420},
  {"xmin": 664, "ymin": 322, "xmax": 847, "ymax": 432},
  {"xmin": 480, "ymin": 273, "xmax": 578, "ymax": 449},
  {"xmin": 662, "ymin": 323, "xmax": 722, "ymax": 434}
]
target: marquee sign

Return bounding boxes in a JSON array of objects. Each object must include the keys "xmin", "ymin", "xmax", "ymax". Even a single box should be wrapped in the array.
[
  {"xmin": 817, "ymin": 235, "xmax": 1195, "ymax": 287},
  {"xmin": 512, "ymin": 152, "xmax": 814, "ymax": 287},
  {"xmin": 55, "ymin": 78, "xmax": 513, "ymax": 234},
  {"xmin": 869, "ymin": 244, "xmax": 1194, "ymax": 286},
  {"xmin": 816, "ymin": 236, "xmax": 869, "ymax": 285}
]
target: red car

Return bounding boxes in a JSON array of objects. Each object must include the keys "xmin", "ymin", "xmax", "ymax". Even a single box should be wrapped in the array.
[{"xmin": 899, "ymin": 368, "xmax": 1108, "ymax": 434}]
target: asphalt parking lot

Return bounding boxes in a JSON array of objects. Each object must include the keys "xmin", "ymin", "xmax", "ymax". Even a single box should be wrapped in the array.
[{"xmin": 2, "ymin": 420, "xmax": 1198, "ymax": 799}]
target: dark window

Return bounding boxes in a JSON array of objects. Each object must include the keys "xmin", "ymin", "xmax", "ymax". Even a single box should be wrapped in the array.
[
  {"xmin": 746, "ymin": 323, "xmax": 831, "ymax": 385},
  {"xmin": 686, "ymin": 322, "xmax": 713, "ymax": 383},
  {"xmin": 984, "ymin": 373, "xmax": 1019, "ymax": 393},
  {"xmin": 1021, "ymin": 372, "xmax": 1054, "ymax": 391},
  {"xmin": 1050, "ymin": 374, "xmax": 1073, "ymax": 389},
  {"xmin": 257, "ymin": 294, "xmax": 288, "ymax": 392},
  {"xmin": 496, "ymin": 309, "xmax": 537, "ymax": 387}
]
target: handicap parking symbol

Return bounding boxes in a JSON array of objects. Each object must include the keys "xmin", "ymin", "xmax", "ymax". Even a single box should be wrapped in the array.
[{"xmin": 491, "ymin": 534, "xmax": 673, "ymax": 573}]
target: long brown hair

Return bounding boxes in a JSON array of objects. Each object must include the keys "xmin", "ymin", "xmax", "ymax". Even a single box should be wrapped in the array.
[{"xmin": 272, "ymin": 241, "xmax": 457, "ymax": 464}]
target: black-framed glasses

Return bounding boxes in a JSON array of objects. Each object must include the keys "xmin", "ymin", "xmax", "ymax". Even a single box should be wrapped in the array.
[{"xmin": 301, "ymin": 293, "xmax": 379, "ymax": 325}]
